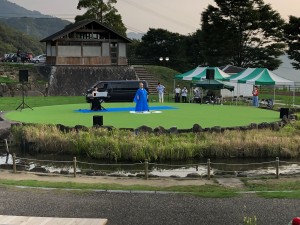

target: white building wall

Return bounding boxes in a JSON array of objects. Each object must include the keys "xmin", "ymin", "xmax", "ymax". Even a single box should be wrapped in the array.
[
  {"xmin": 102, "ymin": 43, "xmax": 110, "ymax": 56},
  {"xmin": 221, "ymin": 83, "xmax": 253, "ymax": 97},
  {"xmin": 119, "ymin": 43, "xmax": 126, "ymax": 57},
  {"xmin": 46, "ymin": 43, "xmax": 57, "ymax": 56},
  {"xmin": 51, "ymin": 46, "xmax": 56, "ymax": 56},
  {"xmin": 57, "ymin": 46, "xmax": 81, "ymax": 56},
  {"xmin": 83, "ymin": 46, "xmax": 101, "ymax": 56}
]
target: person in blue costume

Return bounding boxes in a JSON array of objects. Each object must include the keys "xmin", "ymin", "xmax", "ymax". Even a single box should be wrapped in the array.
[{"xmin": 134, "ymin": 82, "xmax": 149, "ymax": 112}]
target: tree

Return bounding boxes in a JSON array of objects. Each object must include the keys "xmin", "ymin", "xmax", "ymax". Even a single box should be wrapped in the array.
[
  {"xmin": 184, "ymin": 30, "xmax": 206, "ymax": 67},
  {"xmin": 127, "ymin": 39, "xmax": 141, "ymax": 59},
  {"xmin": 135, "ymin": 28, "xmax": 193, "ymax": 72},
  {"xmin": 284, "ymin": 16, "xmax": 300, "ymax": 70},
  {"xmin": 76, "ymin": 0, "xmax": 126, "ymax": 35},
  {"xmin": 201, "ymin": 0, "xmax": 285, "ymax": 70}
]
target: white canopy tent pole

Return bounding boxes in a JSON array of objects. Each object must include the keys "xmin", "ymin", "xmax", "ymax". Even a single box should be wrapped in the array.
[
  {"xmin": 190, "ymin": 86, "xmax": 192, "ymax": 103},
  {"xmin": 293, "ymin": 85, "xmax": 295, "ymax": 108},
  {"xmin": 236, "ymin": 84, "xmax": 239, "ymax": 105},
  {"xmin": 273, "ymin": 85, "xmax": 275, "ymax": 105},
  {"xmin": 173, "ymin": 79, "xmax": 175, "ymax": 101}
]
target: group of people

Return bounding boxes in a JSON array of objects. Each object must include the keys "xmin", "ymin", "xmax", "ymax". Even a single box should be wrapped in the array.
[
  {"xmin": 174, "ymin": 85, "xmax": 188, "ymax": 103},
  {"xmin": 93, "ymin": 82, "xmax": 261, "ymax": 113}
]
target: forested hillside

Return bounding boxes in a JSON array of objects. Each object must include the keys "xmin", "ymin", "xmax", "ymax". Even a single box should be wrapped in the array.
[
  {"xmin": 0, "ymin": 0, "xmax": 71, "ymax": 56},
  {"xmin": 0, "ymin": 23, "xmax": 45, "ymax": 56}
]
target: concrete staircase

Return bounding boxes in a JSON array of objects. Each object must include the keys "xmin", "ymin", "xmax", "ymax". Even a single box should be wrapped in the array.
[{"xmin": 133, "ymin": 66, "xmax": 158, "ymax": 94}]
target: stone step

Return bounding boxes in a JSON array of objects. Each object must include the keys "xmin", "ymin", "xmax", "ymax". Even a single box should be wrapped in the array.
[{"xmin": 133, "ymin": 65, "xmax": 158, "ymax": 94}]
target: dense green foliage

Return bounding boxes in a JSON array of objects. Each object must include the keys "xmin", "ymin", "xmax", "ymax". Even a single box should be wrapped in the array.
[
  {"xmin": 134, "ymin": 28, "xmax": 195, "ymax": 72},
  {"xmin": 0, "ymin": 0, "xmax": 70, "ymax": 53},
  {"xmin": 76, "ymin": 0, "xmax": 126, "ymax": 35},
  {"xmin": 284, "ymin": 16, "xmax": 300, "ymax": 70},
  {"xmin": 130, "ymin": 28, "xmax": 205, "ymax": 72},
  {"xmin": 200, "ymin": 0, "xmax": 285, "ymax": 69},
  {"xmin": 0, "ymin": 17, "xmax": 70, "ymax": 40},
  {"xmin": 0, "ymin": 23, "xmax": 45, "ymax": 57},
  {"xmin": 0, "ymin": 0, "xmax": 296, "ymax": 73}
]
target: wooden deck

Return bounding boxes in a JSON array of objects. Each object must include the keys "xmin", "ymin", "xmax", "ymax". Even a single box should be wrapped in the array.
[{"xmin": 0, "ymin": 215, "xmax": 108, "ymax": 225}]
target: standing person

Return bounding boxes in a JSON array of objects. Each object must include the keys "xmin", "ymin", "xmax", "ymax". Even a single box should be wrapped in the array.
[
  {"xmin": 252, "ymin": 85, "xmax": 259, "ymax": 107},
  {"xmin": 181, "ymin": 86, "xmax": 188, "ymax": 103},
  {"xmin": 193, "ymin": 87, "xmax": 202, "ymax": 103},
  {"xmin": 16, "ymin": 49, "xmax": 21, "ymax": 63},
  {"xmin": 156, "ymin": 82, "xmax": 165, "ymax": 103},
  {"xmin": 134, "ymin": 82, "xmax": 149, "ymax": 112},
  {"xmin": 174, "ymin": 85, "xmax": 181, "ymax": 102},
  {"xmin": 91, "ymin": 87, "xmax": 101, "ymax": 111}
]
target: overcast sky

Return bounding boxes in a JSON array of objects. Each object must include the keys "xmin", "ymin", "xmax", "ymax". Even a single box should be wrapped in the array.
[{"xmin": 7, "ymin": 0, "xmax": 300, "ymax": 35}]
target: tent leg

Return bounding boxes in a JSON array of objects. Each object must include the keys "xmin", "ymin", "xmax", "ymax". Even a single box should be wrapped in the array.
[{"xmin": 293, "ymin": 86, "xmax": 295, "ymax": 108}]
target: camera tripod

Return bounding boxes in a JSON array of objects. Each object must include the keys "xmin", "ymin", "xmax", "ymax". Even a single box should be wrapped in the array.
[{"xmin": 16, "ymin": 83, "xmax": 33, "ymax": 111}]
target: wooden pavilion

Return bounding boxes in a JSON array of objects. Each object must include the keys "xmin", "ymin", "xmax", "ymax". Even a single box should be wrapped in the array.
[{"xmin": 40, "ymin": 19, "xmax": 131, "ymax": 66}]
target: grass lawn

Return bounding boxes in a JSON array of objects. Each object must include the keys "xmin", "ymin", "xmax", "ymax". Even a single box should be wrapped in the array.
[{"xmin": 4, "ymin": 101, "xmax": 280, "ymax": 129}]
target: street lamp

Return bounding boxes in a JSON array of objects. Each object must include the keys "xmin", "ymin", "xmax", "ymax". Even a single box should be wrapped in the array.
[
  {"xmin": 159, "ymin": 57, "xmax": 169, "ymax": 62},
  {"xmin": 159, "ymin": 57, "xmax": 169, "ymax": 67},
  {"xmin": 159, "ymin": 57, "xmax": 171, "ymax": 101}
]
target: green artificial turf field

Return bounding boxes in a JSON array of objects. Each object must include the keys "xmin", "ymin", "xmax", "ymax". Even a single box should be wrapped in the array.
[{"xmin": 4, "ymin": 102, "xmax": 280, "ymax": 129}]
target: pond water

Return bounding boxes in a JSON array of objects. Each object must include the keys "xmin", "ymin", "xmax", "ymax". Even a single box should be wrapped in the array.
[{"xmin": 1, "ymin": 151, "xmax": 300, "ymax": 178}]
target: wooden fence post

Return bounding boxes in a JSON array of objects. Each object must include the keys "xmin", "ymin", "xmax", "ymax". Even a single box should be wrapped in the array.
[
  {"xmin": 4, "ymin": 139, "xmax": 9, "ymax": 163},
  {"xmin": 144, "ymin": 159, "xmax": 149, "ymax": 180},
  {"xmin": 73, "ymin": 157, "xmax": 77, "ymax": 178},
  {"xmin": 276, "ymin": 157, "xmax": 279, "ymax": 179},
  {"xmin": 12, "ymin": 153, "xmax": 16, "ymax": 173},
  {"xmin": 207, "ymin": 159, "xmax": 211, "ymax": 180}
]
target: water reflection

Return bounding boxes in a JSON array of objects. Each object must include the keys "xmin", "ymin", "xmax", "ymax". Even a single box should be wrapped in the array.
[{"xmin": 1, "ymin": 153, "xmax": 300, "ymax": 178}]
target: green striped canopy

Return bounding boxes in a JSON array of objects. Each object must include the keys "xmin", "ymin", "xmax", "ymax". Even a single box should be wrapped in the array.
[
  {"xmin": 227, "ymin": 68, "xmax": 294, "ymax": 85},
  {"xmin": 174, "ymin": 67, "xmax": 230, "ymax": 81}
]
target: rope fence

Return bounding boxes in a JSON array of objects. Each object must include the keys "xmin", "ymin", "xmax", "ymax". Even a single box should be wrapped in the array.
[{"xmin": 1, "ymin": 154, "xmax": 299, "ymax": 180}]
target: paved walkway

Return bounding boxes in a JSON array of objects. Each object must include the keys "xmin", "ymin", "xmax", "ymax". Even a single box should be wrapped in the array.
[
  {"xmin": 0, "ymin": 215, "xmax": 108, "ymax": 225},
  {"xmin": 216, "ymin": 177, "xmax": 245, "ymax": 188}
]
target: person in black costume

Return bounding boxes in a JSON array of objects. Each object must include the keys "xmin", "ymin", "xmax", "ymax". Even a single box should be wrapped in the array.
[{"xmin": 91, "ymin": 87, "xmax": 101, "ymax": 111}]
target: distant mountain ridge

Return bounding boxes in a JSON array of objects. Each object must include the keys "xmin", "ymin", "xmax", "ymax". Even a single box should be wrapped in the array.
[
  {"xmin": 0, "ymin": 0, "xmax": 47, "ymax": 18},
  {"xmin": 0, "ymin": 0, "xmax": 143, "ymax": 40},
  {"xmin": 127, "ymin": 32, "xmax": 144, "ymax": 40},
  {"xmin": 0, "ymin": 0, "xmax": 71, "ymax": 39}
]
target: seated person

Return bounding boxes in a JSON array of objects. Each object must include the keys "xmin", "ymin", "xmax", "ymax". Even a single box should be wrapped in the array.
[
  {"xmin": 267, "ymin": 99, "xmax": 273, "ymax": 108},
  {"xmin": 205, "ymin": 90, "xmax": 216, "ymax": 104}
]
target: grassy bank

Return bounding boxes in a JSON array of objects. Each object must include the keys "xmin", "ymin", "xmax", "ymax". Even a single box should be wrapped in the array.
[
  {"xmin": 0, "ymin": 96, "xmax": 84, "ymax": 111},
  {"xmin": 1, "ymin": 176, "xmax": 300, "ymax": 198},
  {"xmin": 11, "ymin": 121, "xmax": 300, "ymax": 161}
]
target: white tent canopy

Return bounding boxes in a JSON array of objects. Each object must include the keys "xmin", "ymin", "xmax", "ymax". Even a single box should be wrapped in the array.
[
  {"xmin": 174, "ymin": 66, "xmax": 231, "ymax": 81},
  {"xmin": 226, "ymin": 68, "xmax": 294, "ymax": 86},
  {"xmin": 225, "ymin": 68, "xmax": 295, "ymax": 105}
]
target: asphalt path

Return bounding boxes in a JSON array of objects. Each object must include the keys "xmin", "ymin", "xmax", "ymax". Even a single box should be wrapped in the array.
[{"xmin": 0, "ymin": 187, "xmax": 299, "ymax": 225}]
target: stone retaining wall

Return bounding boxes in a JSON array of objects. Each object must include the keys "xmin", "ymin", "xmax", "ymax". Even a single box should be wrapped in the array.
[{"xmin": 36, "ymin": 65, "xmax": 136, "ymax": 96}]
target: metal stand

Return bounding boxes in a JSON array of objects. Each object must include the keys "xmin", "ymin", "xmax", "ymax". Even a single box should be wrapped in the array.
[
  {"xmin": 16, "ymin": 83, "xmax": 33, "ymax": 111},
  {"xmin": 91, "ymin": 99, "xmax": 107, "ymax": 111},
  {"xmin": 99, "ymin": 99, "xmax": 107, "ymax": 111}
]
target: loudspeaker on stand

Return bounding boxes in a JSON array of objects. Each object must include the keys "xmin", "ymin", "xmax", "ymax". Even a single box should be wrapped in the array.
[{"xmin": 19, "ymin": 70, "xmax": 28, "ymax": 83}]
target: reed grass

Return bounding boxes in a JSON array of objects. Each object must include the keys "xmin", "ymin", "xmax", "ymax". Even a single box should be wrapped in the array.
[{"xmin": 11, "ymin": 121, "xmax": 300, "ymax": 162}]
